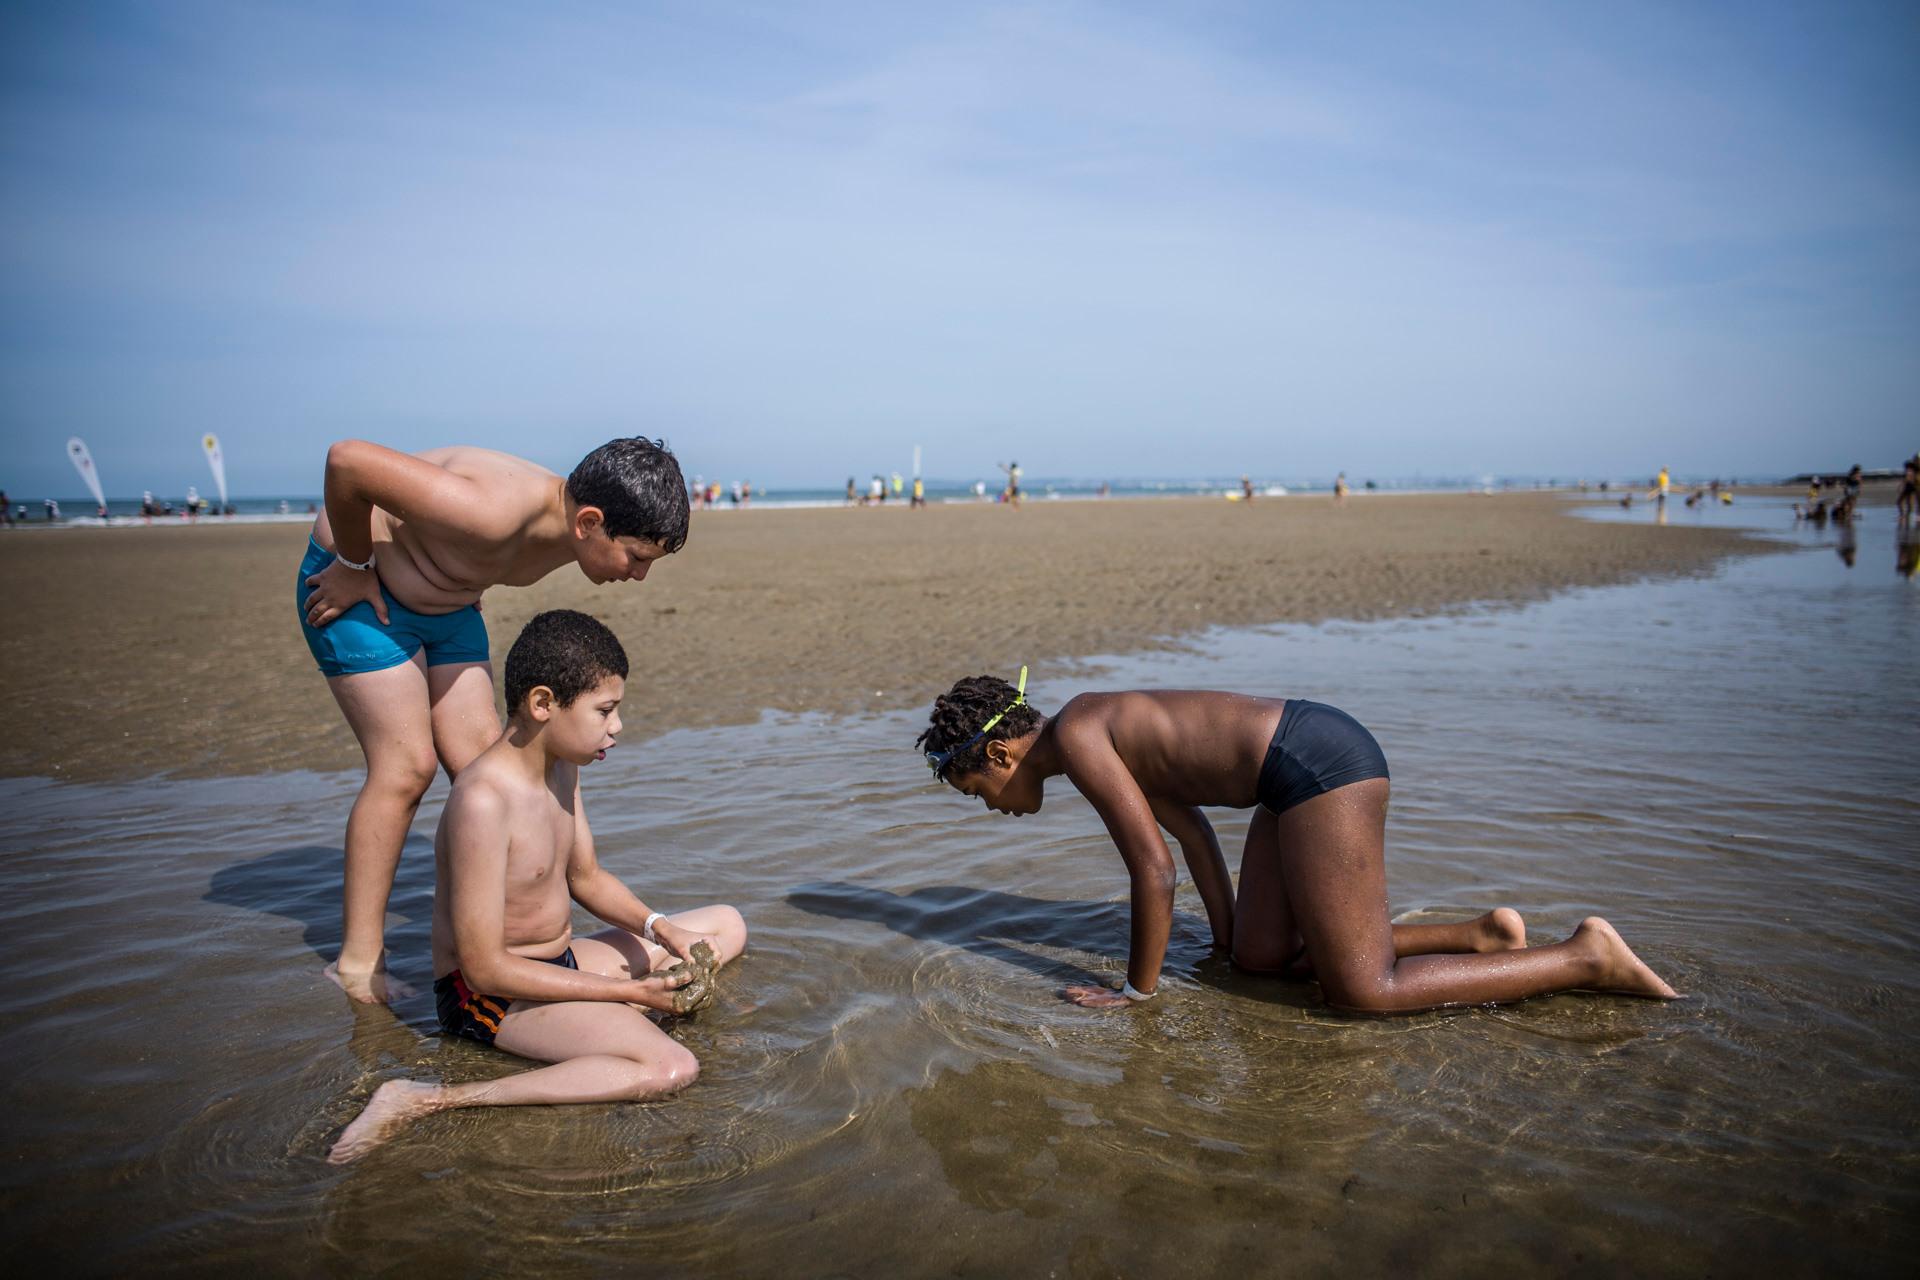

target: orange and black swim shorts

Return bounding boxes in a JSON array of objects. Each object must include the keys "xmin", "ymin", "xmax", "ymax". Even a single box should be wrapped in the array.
[{"xmin": 433, "ymin": 948, "xmax": 579, "ymax": 1046}]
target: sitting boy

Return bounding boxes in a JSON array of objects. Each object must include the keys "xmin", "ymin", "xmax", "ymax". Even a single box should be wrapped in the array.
[
  {"xmin": 299, "ymin": 437, "xmax": 690, "ymax": 1003},
  {"xmin": 329, "ymin": 610, "xmax": 746, "ymax": 1163}
]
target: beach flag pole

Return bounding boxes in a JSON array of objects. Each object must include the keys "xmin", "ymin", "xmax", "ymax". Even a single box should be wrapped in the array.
[
  {"xmin": 66, "ymin": 437, "xmax": 107, "ymax": 514},
  {"xmin": 201, "ymin": 433, "xmax": 228, "ymax": 512}
]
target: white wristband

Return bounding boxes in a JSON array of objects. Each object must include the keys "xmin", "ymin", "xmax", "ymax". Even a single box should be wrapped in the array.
[
  {"xmin": 642, "ymin": 912, "xmax": 665, "ymax": 942},
  {"xmin": 1122, "ymin": 980, "xmax": 1156, "ymax": 1002},
  {"xmin": 333, "ymin": 549, "xmax": 376, "ymax": 573}
]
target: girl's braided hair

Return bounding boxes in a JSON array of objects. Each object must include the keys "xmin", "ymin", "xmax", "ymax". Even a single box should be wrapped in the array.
[{"xmin": 915, "ymin": 674, "xmax": 1045, "ymax": 779}]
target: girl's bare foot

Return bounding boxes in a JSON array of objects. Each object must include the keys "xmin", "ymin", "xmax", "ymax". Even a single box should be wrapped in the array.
[
  {"xmin": 328, "ymin": 1080, "xmax": 444, "ymax": 1164},
  {"xmin": 1471, "ymin": 908, "xmax": 1528, "ymax": 952},
  {"xmin": 1572, "ymin": 917, "xmax": 1679, "ymax": 999}
]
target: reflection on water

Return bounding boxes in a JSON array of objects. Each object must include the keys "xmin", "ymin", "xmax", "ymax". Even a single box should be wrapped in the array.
[{"xmin": 2, "ymin": 525, "xmax": 1916, "ymax": 1274}]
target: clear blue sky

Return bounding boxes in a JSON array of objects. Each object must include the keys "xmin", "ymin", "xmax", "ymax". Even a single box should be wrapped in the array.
[{"xmin": 3, "ymin": 1, "xmax": 1915, "ymax": 497}]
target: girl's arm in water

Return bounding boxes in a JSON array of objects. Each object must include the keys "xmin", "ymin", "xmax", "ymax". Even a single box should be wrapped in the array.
[
  {"xmin": 1057, "ymin": 720, "xmax": 1178, "ymax": 1007},
  {"xmin": 1149, "ymin": 798, "xmax": 1233, "ymax": 952}
]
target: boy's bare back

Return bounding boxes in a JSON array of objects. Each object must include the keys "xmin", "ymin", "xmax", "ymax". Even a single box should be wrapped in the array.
[
  {"xmin": 316, "ymin": 445, "xmax": 572, "ymax": 614},
  {"xmin": 431, "ymin": 742, "xmax": 584, "ymax": 976}
]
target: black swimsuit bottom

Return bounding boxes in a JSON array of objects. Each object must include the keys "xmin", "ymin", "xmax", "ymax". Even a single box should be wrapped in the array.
[{"xmin": 1256, "ymin": 700, "xmax": 1390, "ymax": 815}]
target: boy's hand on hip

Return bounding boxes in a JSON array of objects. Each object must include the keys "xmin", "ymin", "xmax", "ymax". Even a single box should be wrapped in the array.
[
  {"xmin": 304, "ymin": 559, "xmax": 390, "ymax": 627},
  {"xmin": 1063, "ymin": 984, "xmax": 1135, "ymax": 1009}
]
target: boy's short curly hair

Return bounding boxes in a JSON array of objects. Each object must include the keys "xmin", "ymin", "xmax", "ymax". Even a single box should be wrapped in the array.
[
  {"xmin": 567, "ymin": 437, "xmax": 690, "ymax": 551},
  {"xmin": 504, "ymin": 610, "xmax": 629, "ymax": 712},
  {"xmin": 915, "ymin": 674, "xmax": 1045, "ymax": 780}
]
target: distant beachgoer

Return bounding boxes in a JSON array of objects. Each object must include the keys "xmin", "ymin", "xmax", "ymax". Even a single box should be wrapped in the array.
[
  {"xmin": 911, "ymin": 476, "xmax": 926, "ymax": 508},
  {"xmin": 1845, "ymin": 465, "xmax": 1863, "ymax": 507},
  {"xmin": 279, "ymin": 500, "xmax": 291, "ymax": 515},
  {"xmin": 999, "ymin": 461, "xmax": 1022, "ymax": 506},
  {"xmin": 870, "ymin": 474, "xmax": 885, "ymax": 505},
  {"xmin": 1898, "ymin": 455, "xmax": 1918, "ymax": 524},
  {"xmin": 1333, "ymin": 473, "xmax": 1349, "ymax": 503},
  {"xmin": 1655, "ymin": 467, "xmax": 1671, "ymax": 501},
  {"xmin": 973, "ymin": 480, "xmax": 987, "ymax": 500},
  {"xmin": 1241, "ymin": 476, "xmax": 1255, "ymax": 503},
  {"xmin": 327, "ymin": 611, "xmax": 745, "ymax": 1163},
  {"xmin": 0, "ymin": 489, "xmax": 10, "ymax": 527},
  {"xmin": 730, "ymin": 481, "xmax": 743, "ymax": 506},
  {"xmin": 915, "ymin": 676, "xmax": 1678, "ymax": 1012},
  {"xmin": 43, "ymin": 498, "xmax": 60, "ymax": 522},
  {"xmin": 1836, "ymin": 519, "xmax": 1858, "ymax": 568},
  {"xmin": 891, "ymin": 472, "xmax": 903, "ymax": 497},
  {"xmin": 1807, "ymin": 477, "xmax": 1823, "ymax": 505},
  {"xmin": 298, "ymin": 437, "xmax": 688, "ymax": 1004},
  {"xmin": 845, "ymin": 477, "xmax": 857, "ymax": 506}
]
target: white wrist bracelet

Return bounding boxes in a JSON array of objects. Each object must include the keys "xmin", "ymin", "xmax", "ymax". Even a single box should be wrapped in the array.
[
  {"xmin": 642, "ymin": 912, "xmax": 665, "ymax": 942},
  {"xmin": 333, "ymin": 549, "xmax": 376, "ymax": 573},
  {"xmin": 1122, "ymin": 980, "xmax": 1157, "ymax": 1002}
]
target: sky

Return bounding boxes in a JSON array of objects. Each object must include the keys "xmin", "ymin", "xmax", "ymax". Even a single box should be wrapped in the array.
[{"xmin": 1, "ymin": 0, "xmax": 1916, "ymax": 497}]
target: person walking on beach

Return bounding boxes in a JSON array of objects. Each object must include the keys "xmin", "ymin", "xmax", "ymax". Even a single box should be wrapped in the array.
[
  {"xmin": 299, "ymin": 437, "xmax": 688, "ymax": 1003},
  {"xmin": 1333, "ymin": 473, "xmax": 1349, "ymax": 504},
  {"xmin": 999, "ymin": 461, "xmax": 1022, "ymax": 506},
  {"xmin": 1898, "ymin": 455, "xmax": 1918, "ymax": 524},
  {"xmin": 915, "ymin": 673, "xmax": 1678, "ymax": 1012}
]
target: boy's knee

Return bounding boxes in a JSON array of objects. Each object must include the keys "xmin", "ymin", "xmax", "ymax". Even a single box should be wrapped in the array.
[
  {"xmin": 368, "ymin": 752, "xmax": 438, "ymax": 801},
  {"xmin": 633, "ymin": 1046, "xmax": 699, "ymax": 1097},
  {"xmin": 716, "ymin": 905, "xmax": 747, "ymax": 945}
]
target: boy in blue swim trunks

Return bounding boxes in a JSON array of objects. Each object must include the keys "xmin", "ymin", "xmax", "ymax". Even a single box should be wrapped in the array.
[
  {"xmin": 299, "ymin": 438, "xmax": 688, "ymax": 1002},
  {"xmin": 916, "ymin": 673, "xmax": 1678, "ymax": 1012},
  {"xmin": 327, "ymin": 610, "xmax": 746, "ymax": 1163}
]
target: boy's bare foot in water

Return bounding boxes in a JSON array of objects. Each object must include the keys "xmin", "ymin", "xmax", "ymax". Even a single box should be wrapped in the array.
[
  {"xmin": 328, "ymin": 1080, "xmax": 443, "ymax": 1164},
  {"xmin": 325, "ymin": 959, "xmax": 416, "ymax": 1005},
  {"xmin": 1572, "ymin": 917, "xmax": 1679, "ymax": 999},
  {"xmin": 1471, "ymin": 907, "xmax": 1528, "ymax": 952}
]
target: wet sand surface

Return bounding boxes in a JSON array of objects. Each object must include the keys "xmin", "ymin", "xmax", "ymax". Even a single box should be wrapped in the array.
[
  {"xmin": 0, "ymin": 492, "xmax": 1774, "ymax": 780},
  {"xmin": 1, "ymin": 498, "xmax": 1914, "ymax": 1275}
]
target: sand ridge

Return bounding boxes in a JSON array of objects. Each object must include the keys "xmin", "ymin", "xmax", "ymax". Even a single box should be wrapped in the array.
[{"xmin": 0, "ymin": 492, "xmax": 1775, "ymax": 780}]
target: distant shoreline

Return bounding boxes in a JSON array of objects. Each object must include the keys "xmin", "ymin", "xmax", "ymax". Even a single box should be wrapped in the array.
[{"xmin": 0, "ymin": 490, "xmax": 1781, "ymax": 782}]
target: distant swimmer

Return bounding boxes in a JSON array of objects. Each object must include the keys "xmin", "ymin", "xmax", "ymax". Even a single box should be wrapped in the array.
[
  {"xmin": 300, "ymin": 437, "xmax": 689, "ymax": 1004},
  {"xmin": 327, "ymin": 612, "xmax": 746, "ymax": 1164},
  {"xmin": 915, "ymin": 675, "xmax": 1679, "ymax": 1013}
]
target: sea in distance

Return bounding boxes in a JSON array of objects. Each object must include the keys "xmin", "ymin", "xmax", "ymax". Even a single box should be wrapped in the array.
[
  {"xmin": 0, "ymin": 495, "xmax": 1914, "ymax": 1274},
  {"xmin": 11, "ymin": 470, "xmax": 1766, "ymax": 524}
]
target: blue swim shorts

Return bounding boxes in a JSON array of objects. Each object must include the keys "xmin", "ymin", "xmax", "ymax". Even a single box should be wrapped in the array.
[{"xmin": 297, "ymin": 536, "xmax": 490, "ymax": 678}]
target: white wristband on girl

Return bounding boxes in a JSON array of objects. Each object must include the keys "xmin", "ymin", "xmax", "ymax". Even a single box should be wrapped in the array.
[
  {"xmin": 333, "ymin": 548, "xmax": 376, "ymax": 573},
  {"xmin": 642, "ymin": 912, "xmax": 665, "ymax": 942},
  {"xmin": 1122, "ymin": 980, "xmax": 1156, "ymax": 1002}
]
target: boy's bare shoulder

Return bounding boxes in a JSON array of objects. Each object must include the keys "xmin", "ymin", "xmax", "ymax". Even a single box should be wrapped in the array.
[
  {"xmin": 444, "ymin": 752, "xmax": 538, "ymax": 826},
  {"xmin": 420, "ymin": 446, "xmax": 563, "ymax": 532}
]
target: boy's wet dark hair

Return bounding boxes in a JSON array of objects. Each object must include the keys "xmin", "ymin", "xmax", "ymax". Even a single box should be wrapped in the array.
[
  {"xmin": 505, "ymin": 610, "xmax": 630, "ymax": 712},
  {"xmin": 567, "ymin": 437, "xmax": 691, "ymax": 552},
  {"xmin": 916, "ymin": 674, "xmax": 1045, "ymax": 780}
]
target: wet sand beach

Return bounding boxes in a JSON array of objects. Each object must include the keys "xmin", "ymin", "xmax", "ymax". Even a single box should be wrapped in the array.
[
  {"xmin": 0, "ymin": 497, "xmax": 1914, "ymax": 1276},
  {"xmin": 0, "ymin": 492, "xmax": 1774, "ymax": 780}
]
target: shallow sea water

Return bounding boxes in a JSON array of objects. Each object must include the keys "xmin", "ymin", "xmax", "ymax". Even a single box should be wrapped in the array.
[{"xmin": 2, "ymin": 498, "xmax": 1915, "ymax": 1276}]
